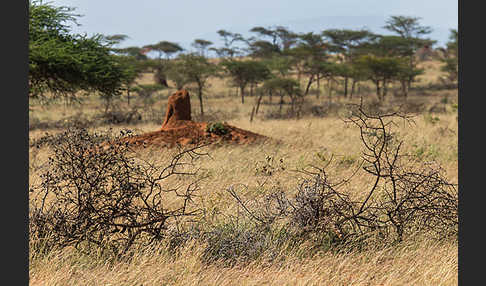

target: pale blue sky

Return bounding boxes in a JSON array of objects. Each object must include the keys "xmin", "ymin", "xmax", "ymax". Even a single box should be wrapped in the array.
[{"xmin": 51, "ymin": 0, "xmax": 458, "ymax": 52}]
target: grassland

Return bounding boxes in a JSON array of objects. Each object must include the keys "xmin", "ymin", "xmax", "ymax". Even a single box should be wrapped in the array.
[{"xmin": 29, "ymin": 59, "xmax": 458, "ymax": 285}]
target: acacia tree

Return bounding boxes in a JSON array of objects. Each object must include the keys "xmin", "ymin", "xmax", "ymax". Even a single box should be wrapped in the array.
[
  {"xmin": 146, "ymin": 41, "xmax": 184, "ymax": 60},
  {"xmin": 247, "ymin": 26, "xmax": 298, "ymax": 59},
  {"xmin": 274, "ymin": 26, "xmax": 300, "ymax": 52},
  {"xmin": 29, "ymin": 0, "xmax": 128, "ymax": 104},
  {"xmin": 384, "ymin": 15, "xmax": 432, "ymax": 39},
  {"xmin": 221, "ymin": 60, "xmax": 271, "ymax": 104},
  {"xmin": 260, "ymin": 77, "xmax": 301, "ymax": 115},
  {"xmin": 167, "ymin": 53, "xmax": 218, "ymax": 116},
  {"xmin": 246, "ymin": 26, "xmax": 298, "ymax": 99},
  {"xmin": 191, "ymin": 39, "xmax": 213, "ymax": 57},
  {"xmin": 105, "ymin": 36, "xmax": 154, "ymax": 105},
  {"xmin": 247, "ymin": 38, "xmax": 280, "ymax": 59},
  {"xmin": 265, "ymin": 54, "xmax": 293, "ymax": 78},
  {"xmin": 439, "ymin": 29, "xmax": 458, "ymax": 85},
  {"xmin": 354, "ymin": 55, "xmax": 409, "ymax": 101},
  {"xmin": 210, "ymin": 29, "xmax": 245, "ymax": 58},
  {"xmin": 115, "ymin": 46, "xmax": 149, "ymax": 61},
  {"xmin": 290, "ymin": 32, "xmax": 333, "ymax": 98},
  {"xmin": 144, "ymin": 41, "xmax": 184, "ymax": 87},
  {"xmin": 113, "ymin": 56, "xmax": 143, "ymax": 105},
  {"xmin": 103, "ymin": 34, "xmax": 129, "ymax": 48},
  {"xmin": 361, "ymin": 35, "xmax": 425, "ymax": 97},
  {"xmin": 322, "ymin": 29, "xmax": 377, "ymax": 97},
  {"xmin": 383, "ymin": 15, "xmax": 435, "ymax": 89}
]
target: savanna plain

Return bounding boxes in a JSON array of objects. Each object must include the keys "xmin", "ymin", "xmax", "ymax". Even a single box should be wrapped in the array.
[{"xmin": 29, "ymin": 60, "xmax": 458, "ymax": 285}]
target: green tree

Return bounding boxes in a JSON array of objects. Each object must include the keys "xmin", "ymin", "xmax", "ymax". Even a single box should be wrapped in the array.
[
  {"xmin": 264, "ymin": 54, "xmax": 294, "ymax": 77},
  {"xmin": 261, "ymin": 77, "xmax": 301, "ymax": 115},
  {"xmin": 290, "ymin": 32, "xmax": 332, "ymax": 97},
  {"xmin": 113, "ymin": 54, "xmax": 149, "ymax": 105},
  {"xmin": 167, "ymin": 53, "xmax": 218, "ymax": 116},
  {"xmin": 249, "ymin": 26, "xmax": 298, "ymax": 53},
  {"xmin": 361, "ymin": 35, "xmax": 425, "ymax": 97},
  {"xmin": 247, "ymin": 39, "xmax": 280, "ymax": 59},
  {"xmin": 322, "ymin": 29, "xmax": 377, "ymax": 97},
  {"xmin": 107, "ymin": 37, "xmax": 154, "ymax": 105},
  {"xmin": 29, "ymin": 1, "xmax": 128, "ymax": 103},
  {"xmin": 354, "ymin": 55, "xmax": 409, "ymax": 101},
  {"xmin": 191, "ymin": 39, "xmax": 213, "ymax": 57},
  {"xmin": 145, "ymin": 41, "xmax": 184, "ymax": 60},
  {"xmin": 383, "ymin": 16, "xmax": 432, "ymax": 39},
  {"xmin": 103, "ymin": 34, "xmax": 129, "ymax": 47},
  {"xmin": 274, "ymin": 26, "xmax": 299, "ymax": 51},
  {"xmin": 221, "ymin": 60, "xmax": 271, "ymax": 104},
  {"xmin": 209, "ymin": 29, "xmax": 245, "ymax": 58},
  {"xmin": 383, "ymin": 16, "xmax": 435, "ymax": 90},
  {"xmin": 143, "ymin": 41, "xmax": 184, "ymax": 87},
  {"xmin": 247, "ymin": 26, "xmax": 297, "ymax": 59},
  {"xmin": 440, "ymin": 29, "xmax": 458, "ymax": 85},
  {"xmin": 115, "ymin": 46, "xmax": 149, "ymax": 61}
]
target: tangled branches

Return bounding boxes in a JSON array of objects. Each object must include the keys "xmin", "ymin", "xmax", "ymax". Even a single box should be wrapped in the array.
[
  {"xmin": 29, "ymin": 128, "xmax": 208, "ymax": 257},
  {"xmin": 228, "ymin": 102, "xmax": 457, "ymax": 246},
  {"xmin": 344, "ymin": 102, "xmax": 458, "ymax": 241}
]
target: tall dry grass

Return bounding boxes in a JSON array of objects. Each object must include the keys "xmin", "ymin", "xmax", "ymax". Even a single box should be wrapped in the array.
[
  {"xmin": 29, "ymin": 59, "xmax": 458, "ymax": 285},
  {"xmin": 30, "ymin": 237, "xmax": 456, "ymax": 286}
]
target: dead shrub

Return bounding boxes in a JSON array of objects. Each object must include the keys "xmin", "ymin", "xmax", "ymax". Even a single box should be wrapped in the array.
[
  {"xmin": 29, "ymin": 127, "xmax": 208, "ymax": 258},
  {"xmin": 229, "ymin": 101, "xmax": 458, "ymax": 249}
]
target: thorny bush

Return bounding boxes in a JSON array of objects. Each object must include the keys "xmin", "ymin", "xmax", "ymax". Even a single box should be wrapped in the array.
[
  {"xmin": 29, "ymin": 127, "xmax": 208, "ymax": 257},
  {"xmin": 229, "ymin": 100, "xmax": 458, "ymax": 248}
]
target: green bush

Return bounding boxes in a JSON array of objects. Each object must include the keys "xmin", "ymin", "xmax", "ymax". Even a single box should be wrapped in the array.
[{"xmin": 206, "ymin": 122, "xmax": 229, "ymax": 135}]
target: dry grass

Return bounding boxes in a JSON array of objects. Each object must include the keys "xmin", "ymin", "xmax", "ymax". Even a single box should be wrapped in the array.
[
  {"xmin": 29, "ymin": 238, "xmax": 456, "ymax": 286},
  {"xmin": 416, "ymin": 59, "xmax": 448, "ymax": 85},
  {"xmin": 29, "ymin": 60, "xmax": 458, "ymax": 285}
]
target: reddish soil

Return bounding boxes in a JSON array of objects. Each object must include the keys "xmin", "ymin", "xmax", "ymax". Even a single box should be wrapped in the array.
[
  {"xmin": 161, "ymin": 89, "xmax": 192, "ymax": 128},
  {"xmin": 115, "ymin": 89, "xmax": 268, "ymax": 148},
  {"xmin": 119, "ymin": 121, "xmax": 268, "ymax": 148}
]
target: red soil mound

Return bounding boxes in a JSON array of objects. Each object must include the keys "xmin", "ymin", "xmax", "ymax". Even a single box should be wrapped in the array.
[
  {"xmin": 121, "ymin": 121, "xmax": 267, "ymax": 148},
  {"xmin": 117, "ymin": 89, "xmax": 268, "ymax": 148}
]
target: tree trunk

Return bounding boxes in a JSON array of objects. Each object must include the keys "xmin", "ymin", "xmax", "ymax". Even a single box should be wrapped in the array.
[
  {"xmin": 408, "ymin": 56, "xmax": 414, "ymax": 89},
  {"xmin": 255, "ymin": 93, "xmax": 264, "ymax": 115},
  {"xmin": 328, "ymin": 78, "xmax": 333, "ymax": 103},
  {"xmin": 402, "ymin": 80, "xmax": 409, "ymax": 98},
  {"xmin": 250, "ymin": 106, "xmax": 255, "ymax": 122},
  {"xmin": 344, "ymin": 76, "xmax": 349, "ymax": 98},
  {"xmin": 296, "ymin": 95, "xmax": 304, "ymax": 119},
  {"xmin": 104, "ymin": 96, "xmax": 111, "ymax": 115},
  {"xmin": 304, "ymin": 74, "xmax": 314, "ymax": 97},
  {"xmin": 316, "ymin": 76, "xmax": 321, "ymax": 99},
  {"xmin": 198, "ymin": 85, "xmax": 204, "ymax": 116},
  {"xmin": 240, "ymin": 86, "xmax": 245, "ymax": 104},
  {"xmin": 350, "ymin": 79, "xmax": 356, "ymax": 99},
  {"xmin": 290, "ymin": 95, "xmax": 295, "ymax": 116},
  {"xmin": 383, "ymin": 80, "xmax": 388, "ymax": 99},
  {"xmin": 127, "ymin": 86, "xmax": 130, "ymax": 105},
  {"xmin": 375, "ymin": 81, "xmax": 382, "ymax": 102}
]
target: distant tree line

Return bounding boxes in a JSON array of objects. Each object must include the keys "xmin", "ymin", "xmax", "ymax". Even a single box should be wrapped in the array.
[{"xmin": 29, "ymin": 0, "xmax": 458, "ymax": 117}]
